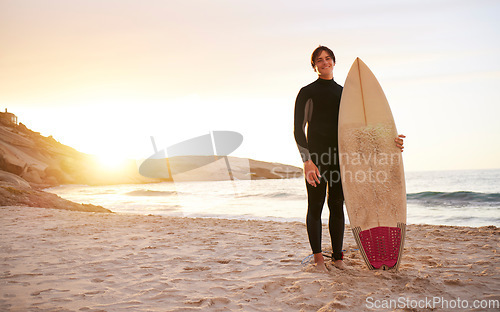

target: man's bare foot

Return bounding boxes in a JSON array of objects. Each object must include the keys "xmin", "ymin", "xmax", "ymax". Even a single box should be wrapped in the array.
[
  {"xmin": 313, "ymin": 253, "xmax": 329, "ymax": 273},
  {"xmin": 333, "ymin": 260, "xmax": 347, "ymax": 270},
  {"xmin": 315, "ymin": 262, "xmax": 329, "ymax": 273}
]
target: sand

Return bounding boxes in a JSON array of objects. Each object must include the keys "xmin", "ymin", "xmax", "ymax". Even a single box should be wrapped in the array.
[{"xmin": 1, "ymin": 206, "xmax": 498, "ymax": 311}]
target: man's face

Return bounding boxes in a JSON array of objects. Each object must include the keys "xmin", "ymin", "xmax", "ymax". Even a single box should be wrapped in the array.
[{"xmin": 314, "ymin": 50, "xmax": 334, "ymax": 77}]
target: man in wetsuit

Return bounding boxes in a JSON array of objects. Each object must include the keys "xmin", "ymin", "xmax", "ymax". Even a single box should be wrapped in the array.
[{"xmin": 294, "ymin": 46, "xmax": 405, "ymax": 271}]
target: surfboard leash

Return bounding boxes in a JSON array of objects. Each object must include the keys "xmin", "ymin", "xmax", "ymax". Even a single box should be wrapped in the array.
[{"xmin": 301, "ymin": 249, "xmax": 360, "ymax": 265}]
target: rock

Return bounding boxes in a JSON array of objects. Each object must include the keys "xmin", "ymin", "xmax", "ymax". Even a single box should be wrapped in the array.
[
  {"xmin": 20, "ymin": 167, "xmax": 44, "ymax": 184},
  {"xmin": 249, "ymin": 159, "xmax": 303, "ymax": 179},
  {"xmin": 44, "ymin": 165, "xmax": 72, "ymax": 184},
  {"xmin": 0, "ymin": 183, "xmax": 111, "ymax": 213},
  {"xmin": 0, "ymin": 170, "xmax": 31, "ymax": 188},
  {"xmin": 0, "ymin": 148, "xmax": 25, "ymax": 175}
]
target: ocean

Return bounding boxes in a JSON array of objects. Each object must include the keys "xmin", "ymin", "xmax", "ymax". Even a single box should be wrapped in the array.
[{"xmin": 47, "ymin": 168, "xmax": 500, "ymax": 227}]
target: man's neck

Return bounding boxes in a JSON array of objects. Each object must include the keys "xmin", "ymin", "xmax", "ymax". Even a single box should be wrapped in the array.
[{"xmin": 318, "ymin": 74, "xmax": 333, "ymax": 80}]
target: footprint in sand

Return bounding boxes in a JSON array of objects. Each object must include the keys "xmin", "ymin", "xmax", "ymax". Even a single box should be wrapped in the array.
[
  {"xmin": 217, "ymin": 259, "xmax": 231, "ymax": 264},
  {"xmin": 183, "ymin": 266, "xmax": 211, "ymax": 272}
]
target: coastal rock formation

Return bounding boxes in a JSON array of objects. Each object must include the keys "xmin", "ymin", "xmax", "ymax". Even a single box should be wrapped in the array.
[
  {"xmin": 0, "ymin": 170, "xmax": 110, "ymax": 212},
  {"xmin": 0, "ymin": 120, "xmax": 160, "ymax": 186},
  {"xmin": 249, "ymin": 158, "xmax": 302, "ymax": 179},
  {"xmin": 139, "ymin": 155, "xmax": 303, "ymax": 181}
]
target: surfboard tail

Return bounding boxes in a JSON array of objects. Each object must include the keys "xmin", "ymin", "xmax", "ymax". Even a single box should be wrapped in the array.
[
  {"xmin": 352, "ymin": 223, "xmax": 406, "ymax": 271},
  {"xmin": 394, "ymin": 222, "xmax": 406, "ymax": 271}
]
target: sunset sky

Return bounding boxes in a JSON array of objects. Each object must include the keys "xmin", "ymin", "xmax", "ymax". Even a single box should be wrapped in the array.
[{"xmin": 1, "ymin": 0, "xmax": 499, "ymax": 171}]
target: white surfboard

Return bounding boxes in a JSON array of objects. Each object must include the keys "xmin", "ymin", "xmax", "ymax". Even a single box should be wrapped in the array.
[{"xmin": 339, "ymin": 58, "xmax": 407, "ymax": 270}]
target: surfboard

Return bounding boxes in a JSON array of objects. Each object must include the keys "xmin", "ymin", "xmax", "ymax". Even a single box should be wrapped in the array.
[{"xmin": 338, "ymin": 58, "xmax": 407, "ymax": 270}]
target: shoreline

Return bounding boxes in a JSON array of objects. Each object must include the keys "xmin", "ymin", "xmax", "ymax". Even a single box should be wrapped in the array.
[
  {"xmin": 43, "ymin": 176, "xmax": 500, "ymax": 228},
  {"xmin": 1, "ymin": 205, "xmax": 498, "ymax": 311}
]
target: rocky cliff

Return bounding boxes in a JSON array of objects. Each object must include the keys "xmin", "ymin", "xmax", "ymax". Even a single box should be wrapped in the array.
[
  {"xmin": 0, "ymin": 120, "xmax": 159, "ymax": 187},
  {"xmin": 0, "ymin": 170, "xmax": 111, "ymax": 212}
]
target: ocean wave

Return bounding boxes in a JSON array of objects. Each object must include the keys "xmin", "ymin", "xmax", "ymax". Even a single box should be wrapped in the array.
[
  {"xmin": 407, "ymin": 191, "xmax": 500, "ymax": 207},
  {"xmin": 238, "ymin": 191, "xmax": 305, "ymax": 200},
  {"xmin": 125, "ymin": 190, "xmax": 177, "ymax": 197}
]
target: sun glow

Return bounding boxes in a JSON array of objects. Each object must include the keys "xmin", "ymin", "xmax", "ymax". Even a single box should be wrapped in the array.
[
  {"xmin": 95, "ymin": 154, "xmax": 130, "ymax": 172},
  {"xmin": 83, "ymin": 153, "xmax": 141, "ymax": 185}
]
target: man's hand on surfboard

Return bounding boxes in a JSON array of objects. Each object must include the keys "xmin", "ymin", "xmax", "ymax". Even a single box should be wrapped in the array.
[
  {"xmin": 395, "ymin": 134, "xmax": 405, "ymax": 152},
  {"xmin": 304, "ymin": 160, "xmax": 321, "ymax": 187}
]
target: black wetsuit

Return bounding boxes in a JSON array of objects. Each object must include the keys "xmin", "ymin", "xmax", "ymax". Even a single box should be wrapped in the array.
[{"xmin": 293, "ymin": 77, "xmax": 344, "ymax": 261}]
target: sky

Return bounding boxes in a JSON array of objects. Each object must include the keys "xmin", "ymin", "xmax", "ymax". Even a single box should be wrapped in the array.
[{"xmin": 1, "ymin": 0, "xmax": 499, "ymax": 172}]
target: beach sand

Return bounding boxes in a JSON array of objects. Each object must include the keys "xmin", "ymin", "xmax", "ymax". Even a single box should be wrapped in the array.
[{"xmin": 1, "ymin": 206, "xmax": 498, "ymax": 311}]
